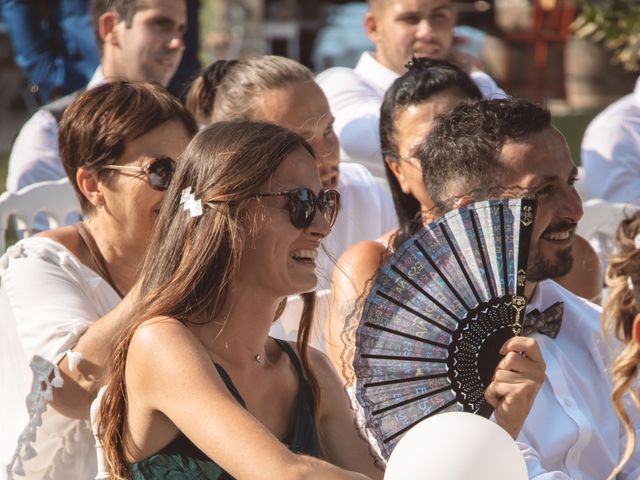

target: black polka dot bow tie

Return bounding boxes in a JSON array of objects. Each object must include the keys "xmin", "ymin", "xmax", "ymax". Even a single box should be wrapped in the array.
[{"xmin": 522, "ymin": 301, "xmax": 564, "ymax": 339}]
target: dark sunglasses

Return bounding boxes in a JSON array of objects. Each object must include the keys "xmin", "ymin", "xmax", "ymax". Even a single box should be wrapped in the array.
[
  {"xmin": 101, "ymin": 156, "xmax": 176, "ymax": 191},
  {"xmin": 252, "ymin": 188, "xmax": 340, "ymax": 229}
]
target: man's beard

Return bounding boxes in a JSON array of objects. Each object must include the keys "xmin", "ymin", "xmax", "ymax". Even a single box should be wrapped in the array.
[{"xmin": 527, "ymin": 244, "xmax": 574, "ymax": 282}]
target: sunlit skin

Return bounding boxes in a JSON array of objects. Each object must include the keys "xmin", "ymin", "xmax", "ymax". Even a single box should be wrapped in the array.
[
  {"xmin": 237, "ymin": 148, "xmax": 332, "ymax": 299},
  {"xmin": 495, "ymin": 128, "xmax": 584, "ymax": 299},
  {"xmin": 366, "ymin": 0, "xmax": 457, "ymax": 74},
  {"xmin": 101, "ymin": 0, "xmax": 187, "ymax": 87},
  {"xmin": 257, "ymin": 81, "xmax": 341, "ymax": 189}
]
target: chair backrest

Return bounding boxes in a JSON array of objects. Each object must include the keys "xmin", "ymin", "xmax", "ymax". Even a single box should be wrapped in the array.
[
  {"xmin": 577, "ymin": 199, "xmax": 640, "ymax": 278},
  {"xmin": 269, "ymin": 289, "xmax": 331, "ymax": 354},
  {"xmin": 90, "ymin": 385, "xmax": 109, "ymax": 480},
  {"xmin": 0, "ymin": 178, "xmax": 81, "ymax": 253}
]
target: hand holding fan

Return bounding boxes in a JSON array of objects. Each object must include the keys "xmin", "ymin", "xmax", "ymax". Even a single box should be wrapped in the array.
[{"xmin": 353, "ymin": 198, "xmax": 536, "ymax": 460}]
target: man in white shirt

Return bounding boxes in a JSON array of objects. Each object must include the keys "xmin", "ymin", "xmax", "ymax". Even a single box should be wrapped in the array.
[
  {"xmin": 419, "ymin": 97, "xmax": 639, "ymax": 479},
  {"xmin": 316, "ymin": 0, "xmax": 505, "ymax": 179},
  {"xmin": 6, "ymin": 0, "xmax": 187, "ymax": 193},
  {"xmin": 581, "ymin": 76, "xmax": 640, "ymax": 205}
]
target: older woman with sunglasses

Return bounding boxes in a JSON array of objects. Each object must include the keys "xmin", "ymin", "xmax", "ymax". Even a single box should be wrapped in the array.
[
  {"xmin": 97, "ymin": 121, "xmax": 381, "ymax": 479},
  {"xmin": 0, "ymin": 81, "xmax": 197, "ymax": 479}
]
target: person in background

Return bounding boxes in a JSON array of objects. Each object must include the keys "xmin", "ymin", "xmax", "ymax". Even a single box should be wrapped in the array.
[
  {"xmin": 601, "ymin": 211, "xmax": 640, "ymax": 479},
  {"xmin": 0, "ymin": 81, "xmax": 197, "ymax": 479},
  {"xmin": 581, "ymin": 76, "xmax": 640, "ymax": 205},
  {"xmin": 167, "ymin": 0, "xmax": 201, "ymax": 99},
  {"xmin": 316, "ymin": 0, "xmax": 505, "ymax": 179},
  {"xmin": 186, "ymin": 56, "xmax": 397, "ymax": 289},
  {"xmin": 6, "ymin": 0, "xmax": 187, "ymax": 193},
  {"xmin": 1, "ymin": 0, "xmax": 99, "ymax": 104},
  {"xmin": 328, "ymin": 59, "xmax": 601, "ymax": 376},
  {"xmin": 417, "ymin": 97, "xmax": 639, "ymax": 478}
]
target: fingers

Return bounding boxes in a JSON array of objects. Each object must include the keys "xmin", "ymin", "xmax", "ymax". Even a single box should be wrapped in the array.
[{"xmin": 500, "ymin": 336, "xmax": 544, "ymax": 363}]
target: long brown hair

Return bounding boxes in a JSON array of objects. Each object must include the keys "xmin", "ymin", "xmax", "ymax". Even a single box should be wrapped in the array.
[
  {"xmin": 603, "ymin": 211, "xmax": 640, "ymax": 479},
  {"xmin": 98, "ymin": 121, "xmax": 320, "ymax": 479}
]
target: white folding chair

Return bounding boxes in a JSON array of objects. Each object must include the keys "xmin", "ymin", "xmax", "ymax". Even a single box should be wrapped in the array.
[
  {"xmin": 269, "ymin": 289, "xmax": 331, "ymax": 354},
  {"xmin": 0, "ymin": 178, "xmax": 81, "ymax": 252},
  {"xmin": 577, "ymin": 199, "xmax": 640, "ymax": 283},
  {"xmin": 90, "ymin": 386, "xmax": 109, "ymax": 480}
]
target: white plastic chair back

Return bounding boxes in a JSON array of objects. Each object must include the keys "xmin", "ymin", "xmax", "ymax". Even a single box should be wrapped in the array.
[
  {"xmin": 269, "ymin": 289, "xmax": 331, "ymax": 354},
  {"xmin": 577, "ymin": 199, "xmax": 640, "ymax": 280},
  {"xmin": 0, "ymin": 178, "xmax": 81, "ymax": 253},
  {"xmin": 90, "ymin": 385, "xmax": 109, "ymax": 480}
]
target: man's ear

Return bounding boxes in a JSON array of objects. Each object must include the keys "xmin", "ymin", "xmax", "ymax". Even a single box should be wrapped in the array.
[
  {"xmin": 99, "ymin": 11, "xmax": 121, "ymax": 46},
  {"xmin": 385, "ymin": 158, "xmax": 412, "ymax": 195},
  {"xmin": 632, "ymin": 313, "xmax": 640, "ymax": 346},
  {"xmin": 76, "ymin": 167, "xmax": 104, "ymax": 209},
  {"xmin": 364, "ymin": 11, "xmax": 381, "ymax": 44}
]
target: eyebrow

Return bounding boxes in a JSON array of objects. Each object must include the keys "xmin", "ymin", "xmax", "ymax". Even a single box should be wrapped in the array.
[
  {"xmin": 297, "ymin": 115, "xmax": 335, "ymax": 138},
  {"xmin": 149, "ymin": 15, "xmax": 186, "ymax": 31},
  {"xmin": 533, "ymin": 167, "xmax": 579, "ymax": 185}
]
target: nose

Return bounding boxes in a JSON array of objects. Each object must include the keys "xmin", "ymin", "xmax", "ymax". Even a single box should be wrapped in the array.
[
  {"xmin": 307, "ymin": 205, "xmax": 332, "ymax": 239},
  {"xmin": 560, "ymin": 186, "xmax": 584, "ymax": 223},
  {"xmin": 167, "ymin": 35, "xmax": 185, "ymax": 51},
  {"xmin": 415, "ymin": 18, "xmax": 435, "ymax": 39}
]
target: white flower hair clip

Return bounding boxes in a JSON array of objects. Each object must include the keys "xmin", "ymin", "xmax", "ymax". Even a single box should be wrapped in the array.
[{"xmin": 180, "ymin": 187, "xmax": 203, "ymax": 218}]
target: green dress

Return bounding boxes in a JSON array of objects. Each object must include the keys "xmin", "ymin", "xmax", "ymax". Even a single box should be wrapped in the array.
[{"xmin": 129, "ymin": 339, "xmax": 319, "ymax": 479}]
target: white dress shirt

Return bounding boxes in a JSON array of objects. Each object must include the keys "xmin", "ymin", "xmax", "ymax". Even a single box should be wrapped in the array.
[
  {"xmin": 6, "ymin": 68, "xmax": 104, "ymax": 193},
  {"xmin": 316, "ymin": 162, "xmax": 397, "ymax": 289},
  {"xmin": 581, "ymin": 77, "xmax": 640, "ymax": 205},
  {"xmin": 517, "ymin": 279, "xmax": 640, "ymax": 479},
  {"xmin": 317, "ymin": 52, "xmax": 507, "ymax": 180},
  {"xmin": 1, "ymin": 237, "xmax": 121, "ymax": 480}
]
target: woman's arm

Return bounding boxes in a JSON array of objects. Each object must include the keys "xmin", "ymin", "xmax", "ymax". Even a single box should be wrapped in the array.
[
  {"xmin": 1, "ymin": 237, "xmax": 138, "ymax": 419},
  {"xmin": 308, "ymin": 348, "xmax": 384, "ymax": 480},
  {"xmin": 126, "ymin": 318, "xmax": 374, "ymax": 480},
  {"xmin": 328, "ymin": 241, "xmax": 387, "ymax": 378}
]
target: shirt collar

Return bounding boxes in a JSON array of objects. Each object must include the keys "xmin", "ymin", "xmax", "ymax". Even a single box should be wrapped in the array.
[
  {"xmin": 354, "ymin": 52, "xmax": 400, "ymax": 93},
  {"xmin": 87, "ymin": 67, "xmax": 106, "ymax": 89}
]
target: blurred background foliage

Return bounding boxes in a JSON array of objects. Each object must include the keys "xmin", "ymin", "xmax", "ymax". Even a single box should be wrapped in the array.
[{"xmin": 574, "ymin": 0, "xmax": 640, "ymax": 71}]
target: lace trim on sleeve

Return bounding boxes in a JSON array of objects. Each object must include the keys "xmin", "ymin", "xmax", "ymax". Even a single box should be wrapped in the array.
[{"xmin": 6, "ymin": 356, "xmax": 62, "ymax": 479}]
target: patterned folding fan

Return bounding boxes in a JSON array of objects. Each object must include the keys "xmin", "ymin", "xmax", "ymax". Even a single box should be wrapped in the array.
[{"xmin": 353, "ymin": 198, "xmax": 537, "ymax": 460}]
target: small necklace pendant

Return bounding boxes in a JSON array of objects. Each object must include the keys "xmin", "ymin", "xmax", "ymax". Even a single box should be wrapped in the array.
[{"xmin": 255, "ymin": 354, "xmax": 262, "ymax": 363}]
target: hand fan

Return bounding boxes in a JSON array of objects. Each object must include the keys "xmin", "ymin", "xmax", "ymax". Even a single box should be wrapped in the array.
[{"xmin": 353, "ymin": 198, "xmax": 537, "ymax": 460}]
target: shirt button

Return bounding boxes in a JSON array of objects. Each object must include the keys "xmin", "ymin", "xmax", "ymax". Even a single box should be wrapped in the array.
[{"xmin": 563, "ymin": 399, "xmax": 572, "ymax": 408}]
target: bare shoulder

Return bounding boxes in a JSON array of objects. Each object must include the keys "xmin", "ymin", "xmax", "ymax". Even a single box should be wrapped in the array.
[
  {"xmin": 333, "ymin": 240, "xmax": 388, "ymax": 295},
  {"xmin": 127, "ymin": 317, "xmax": 205, "ymax": 377},
  {"xmin": 555, "ymin": 234, "xmax": 602, "ymax": 302},
  {"xmin": 36, "ymin": 224, "xmax": 96, "ymax": 268}
]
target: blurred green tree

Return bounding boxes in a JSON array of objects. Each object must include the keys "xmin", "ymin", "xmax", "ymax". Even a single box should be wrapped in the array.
[{"xmin": 574, "ymin": 0, "xmax": 640, "ymax": 71}]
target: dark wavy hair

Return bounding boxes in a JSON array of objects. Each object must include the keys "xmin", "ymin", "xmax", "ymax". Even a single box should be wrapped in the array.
[
  {"xmin": 379, "ymin": 58, "xmax": 482, "ymax": 249},
  {"xmin": 419, "ymin": 98, "xmax": 551, "ymax": 211}
]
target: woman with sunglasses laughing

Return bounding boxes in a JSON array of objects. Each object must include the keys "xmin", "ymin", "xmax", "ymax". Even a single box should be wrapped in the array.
[
  {"xmin": 0, "ymin": 81, "xmax": 197, "ymax": 479},
  {"xmin": 97, "ymin": 121, "xmax": 382, "ymax": 480}
]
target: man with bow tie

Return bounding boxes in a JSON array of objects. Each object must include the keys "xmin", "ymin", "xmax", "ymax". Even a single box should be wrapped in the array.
[{"xmin": 419, "ymin": 97, "xmax": 640, "ymax": 478}]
